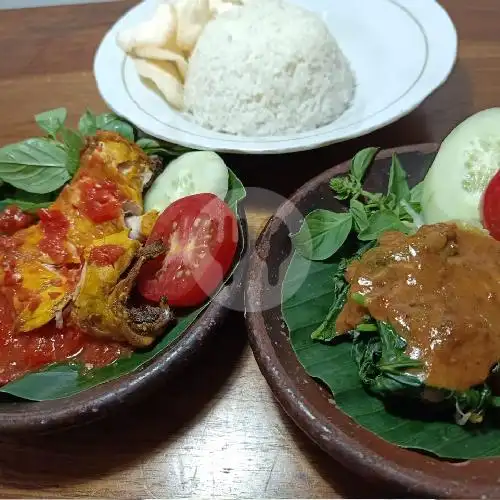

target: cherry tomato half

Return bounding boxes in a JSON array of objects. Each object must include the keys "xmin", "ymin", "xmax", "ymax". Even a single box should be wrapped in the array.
[
  {"xmin": 137, "ymin": 193, "xmax": 238, "ymax": 308},
  {"xmin": 481, "ymin": 170, "xmax": 500, "ymax": 240}
]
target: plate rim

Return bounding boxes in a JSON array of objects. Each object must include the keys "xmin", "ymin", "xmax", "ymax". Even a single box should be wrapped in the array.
[
  {"xmin": 93, "ymin": 0, "xmax": 458, "ymax": 154},
  {"xmin": 0, "ymin": 208, "xmax": 248, "ymax": 435},
  {"xmin": 244, "ymin": 144, "xmax": 500, "ymax": 498}
]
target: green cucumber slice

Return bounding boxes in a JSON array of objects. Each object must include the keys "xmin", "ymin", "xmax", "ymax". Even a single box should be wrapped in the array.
[
  {"xmin": 145, "ymin": 151, "xmax": 229, "ymax": 213},
  {"xmin": 422, "ymin": 108, "xmax": 500, "ymax": 225}
]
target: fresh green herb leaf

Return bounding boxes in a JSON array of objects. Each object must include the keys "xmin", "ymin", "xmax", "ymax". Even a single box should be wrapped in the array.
[
  {"xmin": 136, "ymin": 137, "xmax": 193, "ymax": 157},
  {"xmin": 78, "ymin": 110, "xmax": 135, "ymax": 140},
  {"xmin": 0, "ymin": 186, "xmax": 58, "ymax": 212},
  {"xmin": 330, "ymin": 175, "xmax": 358, "ymax": 201},
  {"xmin": 387, "ymin": 153, "xmax": 411, "ymax": 204},
  {"xmin": 95, "ymin": 113, "xmax": 134, "ymax": 141},
  {"xmin": 225, "ymin": 168, "xmax": 247, "ymax": 214},
  {"xmin": 78, "ymin": 109, "xmax": 97, "ymax": 136},
  {"xmin": 35, "ymin": 108, "xmax": 67, "ymax": 138},
  {"xmin": 291, "ymin": 209, "xmax": 353, "ymax": 261},
  {"xmin": 351, "ymin": 147, "xmax": 379, "ymax": 182},
  {"xmin": 60, "ymin": 128, "xmax": 84, "ymax": 151},
  {"xmin": 0, "ymin": 199, "xmax": 51, "ymax": 212},
  {"xmin": 136, "ymin": 138, "xmax": 161, "ymax": 150},
  {"xmin": 358, "ymin": 210, "xmax": 409, "ymax": 241},
  {"xmin": 350, "ymin": 198, "xmax": 369, "ymax": 232},
  {"xmin": 0, "ymin": 138, "xmax": 70, "ymax": 194},
  {"xmin": 60, "ymin": 128, "xmax": 85, "ymax": 175}
]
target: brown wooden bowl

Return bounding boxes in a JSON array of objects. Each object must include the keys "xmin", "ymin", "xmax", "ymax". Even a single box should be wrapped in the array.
[
  {"xmin": 0, "ymin": 208, "xmax": 248, "ymax": 435},
  {"xmin": 245, "ymin": 145, "xmax": 500, "ymax": 498}
]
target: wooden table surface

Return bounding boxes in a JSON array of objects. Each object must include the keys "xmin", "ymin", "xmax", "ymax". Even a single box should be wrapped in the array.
[{"xmin": 0, "ymin": 1, "xmax": 499, "ymax": 497}]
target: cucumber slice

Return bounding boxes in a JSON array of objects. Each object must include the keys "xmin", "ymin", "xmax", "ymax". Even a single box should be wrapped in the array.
[
  {"xmin": 422, "ymin": 108, "xmax": 500, "ymax": 225},
  {"xmin": 144, "ymin": 151, "xmax": 229, "ymax": 213}
]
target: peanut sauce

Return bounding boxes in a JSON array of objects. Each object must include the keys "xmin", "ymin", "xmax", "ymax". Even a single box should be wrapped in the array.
[{"xmin": 336, "ymin": 223, "xmax": 500, "ymax": 391}]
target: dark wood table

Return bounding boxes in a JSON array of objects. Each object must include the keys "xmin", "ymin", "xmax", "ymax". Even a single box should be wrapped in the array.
[{"xmin": 0, "ymin": 1, "xmax": 498, "ymax": 497}]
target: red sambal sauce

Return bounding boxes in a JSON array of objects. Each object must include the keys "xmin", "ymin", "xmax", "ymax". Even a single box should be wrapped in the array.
[
  {"xmin": 0, "ymin": 205, "xmax": 35, "ymax": 235},
  {"xmin": 0, "ymin": 314, "xmax": 129, "ymax": 386},
  {"xmin": 88, "ymin": 244, "xmax": 125, "ymax": 266},
  {"xmin": 38, "ymin": 208, "xmax": 70, "ymax": 265},
  {"xmin": 79, "ymin": 177, "xmax": 122, "ymax": 223}
]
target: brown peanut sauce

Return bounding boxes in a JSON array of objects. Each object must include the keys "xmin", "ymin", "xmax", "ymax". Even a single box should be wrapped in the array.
[{"xmin": 336, "ymin": 223, "xmax": 500, "ymax": 391}]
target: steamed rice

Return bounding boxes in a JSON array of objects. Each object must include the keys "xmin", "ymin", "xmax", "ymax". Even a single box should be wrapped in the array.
[{"xmin": 184, "ymin": 0, "xmax": 355, "ymax": 136}]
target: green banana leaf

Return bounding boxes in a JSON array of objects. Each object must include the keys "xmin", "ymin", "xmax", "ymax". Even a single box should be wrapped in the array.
[
  {"xmin": 282, "ymin": 250, "xmax": 500, "ymax": 460},
  {"xmin": 0, "ymin": 169, "xmax": 246, "ymax": 401}
]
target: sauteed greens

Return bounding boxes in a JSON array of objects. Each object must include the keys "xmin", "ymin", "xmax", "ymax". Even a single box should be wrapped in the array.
[{"xmin": 284, "ymin": 148, "xmax": 500, "ymax": 459}]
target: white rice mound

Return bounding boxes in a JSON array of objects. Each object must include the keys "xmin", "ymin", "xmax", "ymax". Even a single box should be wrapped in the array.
[{"xmin": 184, "ymin": 0, "xmax": 355, "ymax": 137}]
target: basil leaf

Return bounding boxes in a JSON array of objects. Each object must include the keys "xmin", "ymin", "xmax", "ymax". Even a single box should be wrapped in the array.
[
  {"xmin": 136, "ymin": 137, "xmax": 192, "ymax": 157},
  {"xmin": 350, "ymin": 198, "xmax": 369, "ymax": 232},
  {"xmin": 330, "ymin": 175, "xmax": 356, "ymax": 200},
  {"xmin": 35, "ymin": 108, "xmax": 67, "ymax": 138},
  {"xmin": 78, "ymin": 109, "xmax": 97, "ymax": 136},
  {"xmin": 291, "ymin": 209, "xmax": 352, "ymax": 261},
  {"xmin": 387, "ymin": 154, "xmax": 410, "ymax": 203},
  {"xmin": 95, "ymin": 113, "xmax": 134, "ymax": 141},
  {"xmin": 351, "ymin": 147, "xmax": 379, "ymax": 182},
  {"xmin": 61, "ymin": 128, "xmax": 85, "ymax": 175},
  {"xmin": 0, "ymin": 198, "xmax": 52, "ymax": 213},
  {"xmin": 136, "ymin": 138, "xmax": 160, "ymax": 150},
  {"xmin": 358, "ymin": 210, "xmax": 409, "ymax": 241},
  {"xmin": 0, "ymin": 138, "xmax": 70, "ymax": 194},
  {"xmin": 0, "ymin": 188, "xmax": 57, "ymax": 212},
  {"xmin": 225, "ymin": 168, "xmax": 246, "ymax": 213}
]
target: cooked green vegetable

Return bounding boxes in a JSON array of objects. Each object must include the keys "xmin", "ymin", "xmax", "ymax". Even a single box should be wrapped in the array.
[
  {"xmin": 284, "ymin": 148, "xmax": 500, "ymax": 459},
  {"xmin": 283, "ymin": 247, "xmax": 500, "ymax": 459}
]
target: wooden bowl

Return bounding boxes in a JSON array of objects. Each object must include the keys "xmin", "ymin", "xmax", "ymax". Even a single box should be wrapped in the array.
[
  {"xmin": 245, "ymin": 145, "xmax": 500, "ymax": 498},
  {"xmin": 0, "ymin": 209, "xmax": 248, "ymax": 435}
]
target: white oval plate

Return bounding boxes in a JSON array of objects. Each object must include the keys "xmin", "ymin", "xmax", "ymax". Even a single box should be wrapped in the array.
[{"xmin": 94, "ymin": 0, "xmax": 457, "ymax": 154}]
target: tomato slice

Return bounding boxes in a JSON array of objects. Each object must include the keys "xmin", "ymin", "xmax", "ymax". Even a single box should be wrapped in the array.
[
  {"xmin": 481, "ymin": 170, "xmax": 500, "ymax": 240},
  {"xmin": 137, "ymin": 193, "xmax": 238, "ymax": 308}
]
